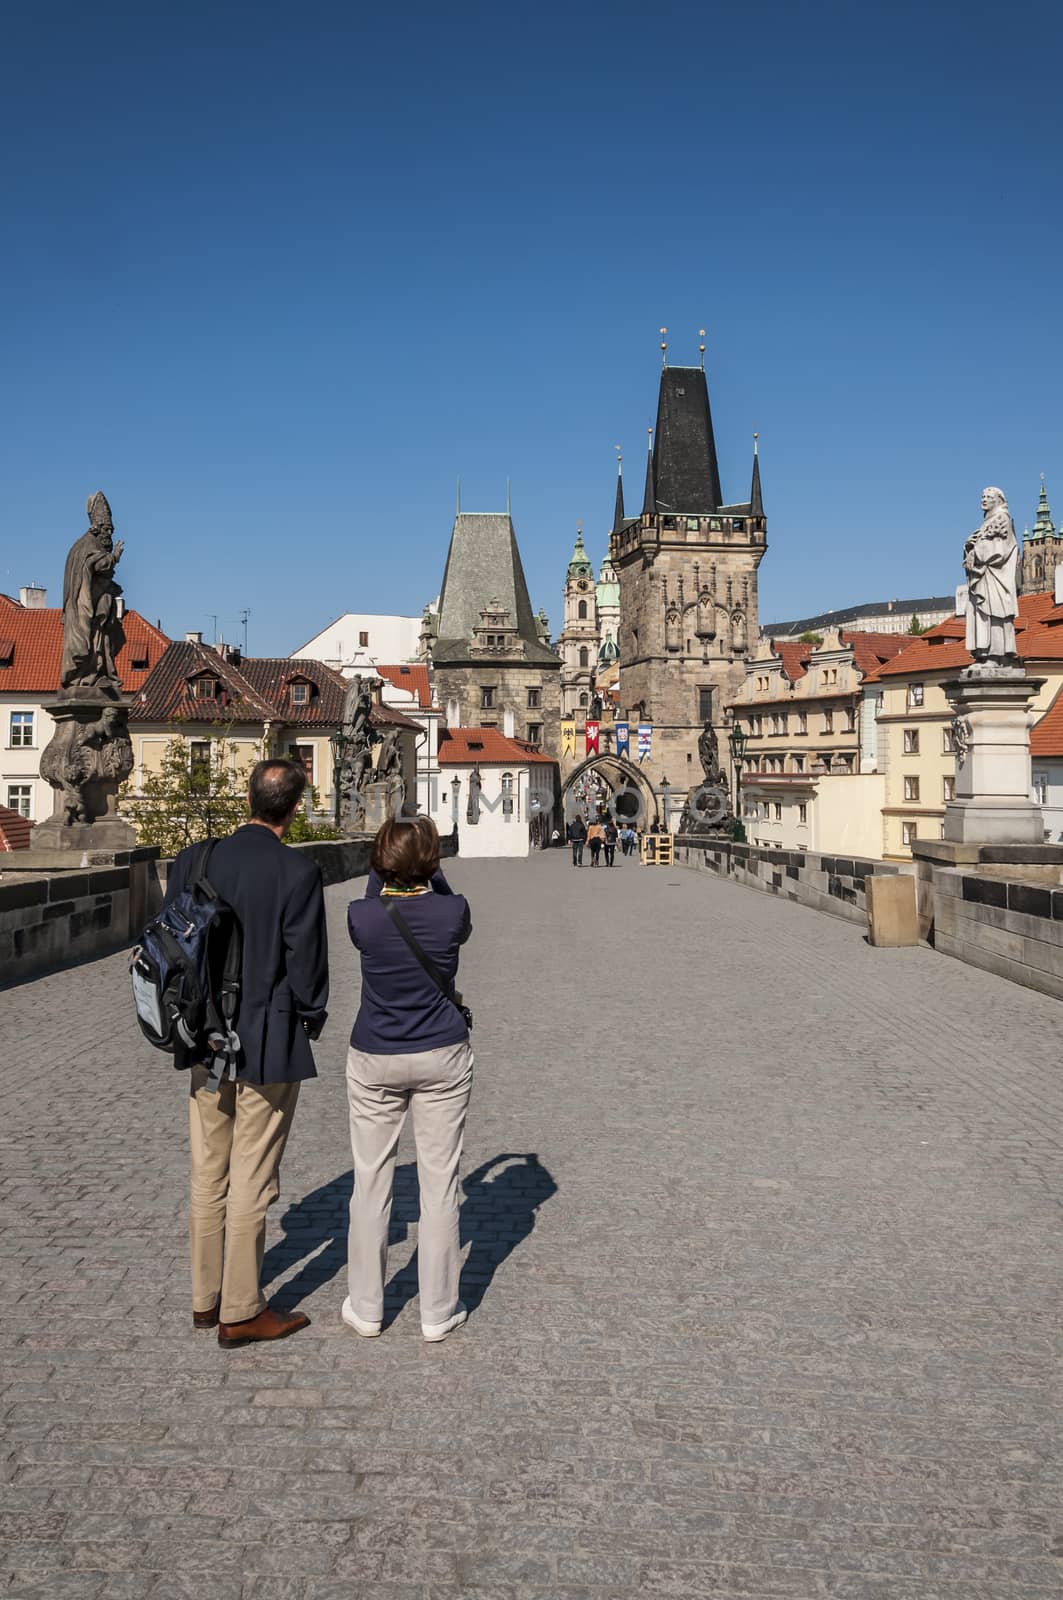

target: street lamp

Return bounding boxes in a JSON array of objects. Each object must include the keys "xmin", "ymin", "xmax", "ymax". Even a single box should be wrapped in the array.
[
  {"xmin": 329, "ymin": 727, "xmax": 354, "ymax": 827},
  {"xmin": 660, "ymin": 775, "xmax": 671, "ymax": 832},
  {"xmin": 450, "ymin": 776, "xmax": 461, "ymax": 825},
  {"xmin": 728, "ymin": 722, "xmax": 748, "ymax": 842}
]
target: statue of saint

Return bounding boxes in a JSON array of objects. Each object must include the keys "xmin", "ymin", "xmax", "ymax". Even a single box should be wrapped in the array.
[
  {"xmin": 963, "ymin": 487, "xmax": 1019, "ymax": 664},
  {"xmin": 466, "ymin": 765, "xmax": 482, "ymax": 826},
  {"xmin": 697, "ymin": 719, "xmax": 723, "ymax": 784},
  {"xmin": 60, "ymin": 492, "xmax": 126, "ymax": 693}
]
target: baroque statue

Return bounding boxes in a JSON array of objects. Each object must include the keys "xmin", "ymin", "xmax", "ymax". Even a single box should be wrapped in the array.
[
  {"xmin": 60, "ymin": 491, "xmax": 126, "ymax": 695},
  {"xmin": 35, "ymin": 491, "xmax": 137, "ymax": 850},
  {"xmin": 963, "ymin": 487, "xmax": 1018, "ymax": 665},
  {"xmin": 335, "ymin": 675, "xmax": 380, "ymax": 832}
]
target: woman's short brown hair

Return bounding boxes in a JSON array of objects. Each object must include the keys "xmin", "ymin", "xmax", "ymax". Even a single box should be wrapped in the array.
[{"xmin": 371, "ymin": 816, "xmax": 441, "ymax": 887}]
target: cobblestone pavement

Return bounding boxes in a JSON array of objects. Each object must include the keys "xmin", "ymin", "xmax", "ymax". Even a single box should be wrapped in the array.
[{"xmin": 2, "ymin": 850, "xmax": 1062, "ymax": 1599}]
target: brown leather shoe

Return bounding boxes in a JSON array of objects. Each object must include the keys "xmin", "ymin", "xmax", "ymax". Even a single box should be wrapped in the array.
[
  {"xmin": 193, "ymin": 1305, "xmax": 220, "ymax": 1330},
  {"xmin": 217, "ymin": 1307, "xmax": 310, "ymax": 1349}
]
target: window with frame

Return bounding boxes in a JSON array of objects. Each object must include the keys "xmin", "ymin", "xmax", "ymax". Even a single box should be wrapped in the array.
[
  {"xmin": 192, "ymin": 676, "xmax": 218, "ymax": 700},
  {"xmin": 698, "ymin": 687, "xmax": 713, "ymax": 721},
  {"xmin": 290, "ymin": 682, "xmax": 310, "ymax": 705},
  {"xmin": 908, "ymin": 683, "xmax": 924, "ymax": 708},
  {"xmin": 359, "ymin": 631, "xmax": 369, "ymax": 648},
  {"xmin": 798, "ymin": 803, "xmax": 807, "ymax": 824},
  {"xmin": 844, "ymin": 708, "xmax": 856, "ymax": 732},
  {"xmin": 527, "ymin": 723, "xmax": 542, "ymax": 747},
  {"xmin": 943, "ymin": 775, "xmax": 955, "ymax": 802},
  {"xmin": 189, "ymin": 741, "xmax": 212, "ymax": 785},
  {"xmin": 901, "ymin": 821, "xmax": 917, "ymax": 847},
  {"xmin": 9, "ymin": 711, "xmax": 33, "ymax": 747},
  {"xmin": 577, "ymin": 600, "xmax": 588, "ymax": 620},
  {"xmin": 288, "ymin": 744, "xmax": 313, "ymax": 782},
  {"xmin": 6, "ymin": 784, "xmax": 31, "ymax": 819},
  {"xmin": 527, "ymin": 687, "xmax": 541, "ymax": 709},
  {"xmin": 579, "ymin": 692, "xmax": 588, "ymax": 708},
  {"xmin": 792, "ymin": 755, "xmax": 805, "ymax": 773},
  {"xmin": 501, "ymin": 771, "xmax": 515, "ymax": 818},
  {"xmin": 822, "ymin": 710, "xmax": 834, "ymax": 733},
  {"xmin": 1032, "ymin": 771, "xmax": 1048, "ymax": 806},
  {"xmin": 579, "ymin": 647, "xmax": 589, "ymax": 667},
  {"xmin": 904, "ymin": 775, "xmax": 920, "ymax": 801},
  {"xmin": 903, "ymin": 728, "xmax": 920, "ymax": 754},
  {"xmin": 480, "ymin": 686, "xmax": 495, "ymax": 710},
  {"xmin": 942, "ymin": 726, "xmax": 955, "ymax": 753},
  {"xmin": 796, "ymin": 711, "xmax": 807, "ymax": 734},
  {"xmin": 774, "ymin": 802, "xmax": 782, "ymax": 821}
]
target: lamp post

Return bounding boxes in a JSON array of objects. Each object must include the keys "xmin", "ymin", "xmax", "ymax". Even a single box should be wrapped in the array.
[
  {"xmin": 329, "ymin": 727, "xmax": 352, "ymax": 828},
  {"xmin": 660, "ymin": 775, "xmax": 671, "ymax": 832},
  {"xmin": 728, "ymin": 722, "xmax": 748, "ymax": 842},
  {"xmin": 450, "ymin": 776, "xmax": 461, "ymax": 826}
]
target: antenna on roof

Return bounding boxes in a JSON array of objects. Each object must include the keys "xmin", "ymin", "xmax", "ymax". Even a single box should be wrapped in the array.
[
  {"xmin": 699, "ymin": 328, "xmax": 706, "ymax": 369},
  {"xmin": 659, "ymin": 327, "xmax": 668, "ymax": 368},
  {"xmin": 240, "ymin": 608, "xmax": 250, "ymax": 653}
]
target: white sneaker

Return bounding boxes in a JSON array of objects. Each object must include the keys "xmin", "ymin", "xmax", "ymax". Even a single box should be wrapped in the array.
[
  {"xmin": 341, "ymin": 1297, "xmax": 382, "ymax": 1338},
  {"xmin": 421, "ymin": 1303, "xmax": 467, "ymax": 1343}
]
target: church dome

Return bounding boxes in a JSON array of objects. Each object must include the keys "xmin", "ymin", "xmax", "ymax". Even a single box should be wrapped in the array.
[{"xmin": 567, "ymin": 529, "xmax": 593, "ymax": 580}]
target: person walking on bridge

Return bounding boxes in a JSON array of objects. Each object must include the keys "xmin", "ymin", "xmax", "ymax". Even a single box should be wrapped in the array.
[
  {"xmin": 586, "ymin": 818, "xmax": 604, "ymax": 866},
  {"xmin": 344, "ymin": 817, "xmax": 473, "ymax": 1343},
  {"xmin": 566, "ymin": 814, "xmax": 587, "ymax": 867}
]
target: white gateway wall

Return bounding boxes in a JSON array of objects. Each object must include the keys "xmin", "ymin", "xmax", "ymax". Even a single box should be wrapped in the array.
[{"xmin": 432, "ymin": 763, "xmax": 551, "ymax": 858}]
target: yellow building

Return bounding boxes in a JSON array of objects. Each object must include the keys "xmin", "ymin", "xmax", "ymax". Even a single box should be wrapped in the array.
[{"xmin": 862, "ymin": 594, "xmax": 1063, "ymax": 858}]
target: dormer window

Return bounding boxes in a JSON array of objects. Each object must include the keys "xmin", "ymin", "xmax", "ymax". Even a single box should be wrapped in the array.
[
  {"xmin": 192, "ymin": 676, "xmax": 219, "ymax": 700},
  {"xmin": 290, "ymin": 682, "xmax": 310, "ymax": 705}
]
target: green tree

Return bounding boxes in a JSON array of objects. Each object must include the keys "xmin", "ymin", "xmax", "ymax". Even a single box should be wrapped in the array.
[
  {"xmin": 908, "ymin": 614, "xmax": 924, "ymax": 634},
  {"xmin": 285, "ymin": 788, "xmax": 342, "ymax": 842},
  {"xmin": 798, "ymin": 631, "xmax": 824, "ymax": 645},
  {"xmin": 123, "ymin": 733, "xmax": 254, "ymax": 857}
]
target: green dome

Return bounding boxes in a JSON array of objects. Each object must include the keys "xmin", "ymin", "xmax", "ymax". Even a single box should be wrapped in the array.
[{"xmin": 567, "ymin": 529, "xmax": 593, "ymax": 579}]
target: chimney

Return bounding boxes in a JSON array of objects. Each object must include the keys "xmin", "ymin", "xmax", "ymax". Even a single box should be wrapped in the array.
[
  {"xmin": 1055, "ymin": 564, "xmax": 1063, "ymax": 606},
  {"xmin": 19, "ymin": 585, "xmax": 46, "ymax": 609},
  {"xmin": 185, "ymin": 630, "xmax": 203, "ymax": 645}
]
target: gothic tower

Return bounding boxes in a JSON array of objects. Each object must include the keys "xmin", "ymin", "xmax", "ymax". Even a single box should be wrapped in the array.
[
  {"xmin": 1019, "ymin": 476, "xmax": 1063, "ymax": 596},
  {"xmin": 558, "ymin": 527, "xmax": 599, "ymax": 719},
  {"xmin": 611, "ymin": 350, "xmax": 767, "ymax": 796}
]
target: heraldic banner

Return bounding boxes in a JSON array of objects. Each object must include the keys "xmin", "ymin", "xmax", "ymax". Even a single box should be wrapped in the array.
[
  {"xmin": 615, "ymin": 721, "xmax": 630, "ymax": 757},
  {"xmin": 637, "ymin": 723, "xmax": 652, "ymax": 760},
  {"xmin": 561, "ymin": 720, "xmax": 576, "ymax": 760},
  {"xmin": 585, "ymin": 720, "xmax": 600, "ymax": 756}
]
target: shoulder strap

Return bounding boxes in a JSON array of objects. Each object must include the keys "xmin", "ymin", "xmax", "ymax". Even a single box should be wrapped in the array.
[{"xmin": 384, "ymin": 899, "xmax": 462, "ymax": 1007}]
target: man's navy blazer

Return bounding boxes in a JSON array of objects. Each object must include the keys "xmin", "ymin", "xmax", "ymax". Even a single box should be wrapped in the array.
[{"xmin": 166, "ymin": 824, "xmax": 329, "ymax": 1084}]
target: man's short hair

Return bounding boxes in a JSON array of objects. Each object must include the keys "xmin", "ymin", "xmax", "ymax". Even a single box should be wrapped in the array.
[
  {"xmin": 371, "ymin": 815, "xmax": 440, "ymax": 887},
  {"xmin": 248, "ymin": 759, "xmax": 307, "ymax": 825}
]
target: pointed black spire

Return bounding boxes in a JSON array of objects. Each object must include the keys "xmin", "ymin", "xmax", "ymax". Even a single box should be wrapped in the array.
[
  {"xmin": 750, "ymin": 433, "xmax": 763, "ymax": 518},
  {"xmin": 650, "ymin": 366, "xmax": 723, "ymax": 512},
  {"xmin": 612, "ymin": 456, "xmax": 625, "ymax": 537},
  {"xmin": 642, "ymin": 430, "xmax": 655, "ymax": 516}
]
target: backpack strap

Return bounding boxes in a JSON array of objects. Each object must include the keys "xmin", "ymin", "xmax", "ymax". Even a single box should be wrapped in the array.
[
  {"xmin": 384, "ymin": 899, "xmax": 466, "ymax": 1012},
  {"xmin": 192, "ymin": 839, "xmax": 244, "ymax": 1093}
]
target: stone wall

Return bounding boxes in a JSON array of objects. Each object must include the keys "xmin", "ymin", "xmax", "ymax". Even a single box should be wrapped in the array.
[
  {"xmin": 932, "ymin": 867, "xmax": 1063, "ymax": 1001},
  {"xmin": 675, "ymin": 835, "xmax": 900, "ymax": 924},
  {"xmin": 0, "ymin": 830, "xmax": 459, "ymax": 987}
]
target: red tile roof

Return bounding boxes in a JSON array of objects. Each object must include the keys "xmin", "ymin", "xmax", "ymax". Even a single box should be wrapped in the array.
[
  {"xmin": 375, "ymin": 663, "xmax": 432, "ymax": 709},
  {"xmin": 1032, "ymin": 685, "xmax": 1063, "ymax": 758},
  {"xmin": 370, "ymin": 702, "xmax": 422, "ymax": 732},
  {"xmin": 840, "ymin": 630, "xmax": 911, "ymax": 676},
  {"xmin": 771, "ymin": 640, "xmax": 811, "ymax": 682},
  {"xmin": 0, "ymin": 804, "xmax": 33, "ymax": 851},
  {"xmin": 438, "ymin": 727, "xmax": 555, "ymax": 765},
  {"xmin": 863, "ymin": 592, "xmax": 1063, "ymax": 682},
  {"xmin": 0, "ymin": 596, "xmax": 168, "ymax": 694}
]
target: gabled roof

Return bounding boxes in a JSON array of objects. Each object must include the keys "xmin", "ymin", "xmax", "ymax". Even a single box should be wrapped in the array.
[
  {"xmin": 437, "ymin": 726, "xmax": 555, "ymax": 765},
  {"xmin": 375, "ymin": 663, "xmax": 433, "ymax": 709},
  {"xmin": 840, "ymin": 630, "xmax": 912, "ymax": 677},
  {"xmin": 433, "ymin": 512, "xmax": 558, "ymax": 666},
  {"xmin": 862, "ymin": 592, "xmax": 1063, "ymax": 682},
  {"xmin": 237, "ymin": 657, "xmax": 349, "ymax": 726},
  {"xmin": 1032, "ymin": 685, "xmax": 1063, "ymax": 757},
  {"xmin": 370, "ymin": 702, "xmax": 422, "ymax": 732},
  {"xmin": 0, "ymin": 804, "xmax": 33, "ymax": 851},
  {"xmin": 0, "ymin": 596, "xmax": 168, "ymax": 694},
  {"xmin": 772, "ymin": 640, "xmax": 812, "ymax": 682},
  {"xmin": 649, "ymin": 366, "xmax": 723, "ymax": 515}
]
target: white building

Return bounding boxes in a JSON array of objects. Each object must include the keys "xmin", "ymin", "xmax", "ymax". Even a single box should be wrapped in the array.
[
  {"xmin": 374, "ymin": 663, "xmax": 442, "ymax": 820},
  {"xmin": 292, "ymin": 613, "xmax": 422, "ymax": 673},
  {"xmin": 433, "ymin": 727, "xmax": 558, "ymax": 857}
]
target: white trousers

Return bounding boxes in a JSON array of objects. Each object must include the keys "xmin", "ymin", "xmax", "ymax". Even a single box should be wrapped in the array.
[{"xmin": 345, "ymin": 1041, "xmax": 473, "ymax": 1325}]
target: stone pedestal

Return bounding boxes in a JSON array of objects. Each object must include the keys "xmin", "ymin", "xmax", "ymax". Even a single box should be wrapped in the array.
[
  {"xmin": 942, "ymin": 669, "xmax": 1045, "ymax": 846},
  {"xmin": 360, "ymin": 779, "xmax": 405, "ymax": 834},
  {"xmin": 34, "ymin": 696, "xmax": 136, "ymax": 853}
]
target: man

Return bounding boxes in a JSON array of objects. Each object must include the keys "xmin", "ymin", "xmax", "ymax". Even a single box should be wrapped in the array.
[
  {"xmin": 566, "ymin": 813, "xmax": 587, "ymax": 867},
  {"xmin": 166, "ymin": 759, "xmax": 329, "ymax": 1349}
]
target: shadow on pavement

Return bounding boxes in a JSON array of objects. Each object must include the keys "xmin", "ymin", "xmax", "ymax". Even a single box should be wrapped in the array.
[{"xmin": 262, "ymin": 1153, "xmax": 557, "ymax": 1321}]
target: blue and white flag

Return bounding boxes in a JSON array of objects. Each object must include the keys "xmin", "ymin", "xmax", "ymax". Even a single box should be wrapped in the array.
[
  {"xmin": 637, "ymin": 723, "xmax": 652, "ymax": 760},
  {"xmin": 615, "ymin": 721, "xmax": 630, "ymax": 758}
]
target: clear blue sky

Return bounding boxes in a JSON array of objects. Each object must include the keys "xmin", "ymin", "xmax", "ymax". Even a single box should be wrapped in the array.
[{"xmin": 4, "ymin": 1, "xmax": 1062, "ymax": 653}]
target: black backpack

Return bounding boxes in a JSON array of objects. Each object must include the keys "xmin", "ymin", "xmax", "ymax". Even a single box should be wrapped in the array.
[{"xmin": 130, "ymin": 839, "xmax": 243, "ymax": 1091}]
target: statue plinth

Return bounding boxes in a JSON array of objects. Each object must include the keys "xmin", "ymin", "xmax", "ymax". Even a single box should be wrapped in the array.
[
  {"xmin": 942, "ymin": 670, "xmax": 1045, "ymax": 846},
  {"xmin": 35, "ymin": 694, "xmax": 136, "ymax": 853}
]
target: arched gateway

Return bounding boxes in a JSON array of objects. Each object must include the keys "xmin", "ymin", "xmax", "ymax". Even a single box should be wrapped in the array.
[{"xmin": 560, "ymin": 752, "xmax": 659, "ymax": 826}]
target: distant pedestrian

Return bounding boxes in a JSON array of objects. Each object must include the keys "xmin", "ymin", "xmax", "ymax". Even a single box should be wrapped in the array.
[
  {"xmin": 344, "ymin": 817, "xmax": 473, "ymax": 1344},
  {"xmin": 166, "ymin": 759, "xmax": 329, "ymax": 1350},
  {"xmin": 586, "ymin": 819, "xmax": 605, "ymax": 866},
  {"xmin": 566, "ymin": 815, "xmax": 587, "ymax": 867},
  {"xmin": 620, "ymin": 825, "xmax": 636, "ymax": 857},
  {"xmin": 603, "ymin": 820, "xmax": 618, "ymax": 866}
]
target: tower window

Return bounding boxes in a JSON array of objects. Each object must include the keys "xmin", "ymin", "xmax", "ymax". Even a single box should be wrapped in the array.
[
  {"xmin": 578, "ymin": 600, "xmax": 588, "ymax": 620},
  {"xmin": 579, "ymin": 647, "xmax": 589, "ymax": 667},
  {"xmin": 527, "ymin": 687, "xmax": 541, "ymax": 709},
  {"xmin": 480, "ymin": 687, "xmax": 495, "ymax": 709}
]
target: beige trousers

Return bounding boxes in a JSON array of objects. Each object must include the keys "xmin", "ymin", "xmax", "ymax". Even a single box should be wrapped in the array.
[
  {"xmin": 346, "ymin": 1042, "xmax": 473, "ymax": 1325},
  {"xmin": 188, "ymin": 1066, "xmax": 300, "ymax": 1324}
]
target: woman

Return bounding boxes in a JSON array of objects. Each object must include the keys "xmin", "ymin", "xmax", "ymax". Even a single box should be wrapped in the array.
[
  {"xmin": 343, "ymin": 817, "xmax": 473, "ymax": 1342},
  {"xmin": 586, "ymin": 817, "xmax": 605, "ymax": 866},
  {"xmin": 603, "ymin": 819, "xmax": 618, "ymax": 867}
]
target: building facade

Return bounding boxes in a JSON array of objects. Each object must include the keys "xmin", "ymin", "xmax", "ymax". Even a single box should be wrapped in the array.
[
  {"xmin": 423, "ymin": 510, "xmax": 561, "ymax": 756},
  {"xmin": 557, "ymin": 529, "xmax": 600, "ymax": 720},
  {"xmin": 292, "ymin": 613, "xmax": 423, "ymax": 672},
  {"xmin": 431, "ymin": 726, "xmax": 559, "ymax": 857},
  {"xmin": 611, "ymin": 359, "xmax": 765, "ymax": 797}
]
